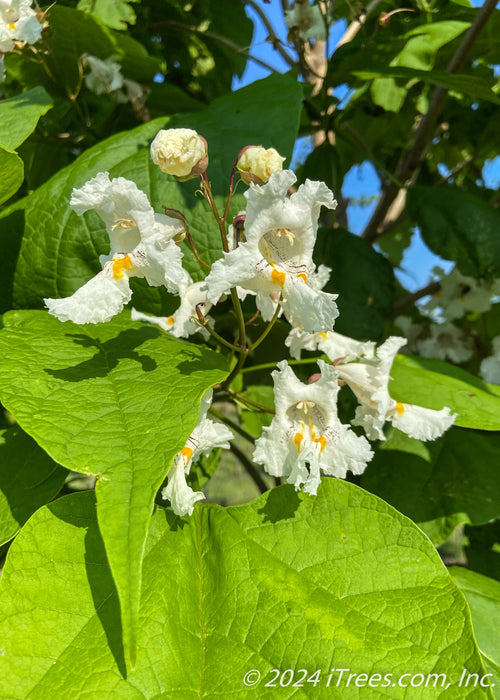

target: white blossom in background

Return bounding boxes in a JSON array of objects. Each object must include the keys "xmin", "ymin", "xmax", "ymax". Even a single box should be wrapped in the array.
[
  {"xmin": 83, "ymin": 54, "xmax": 144, "ymax": 105},
  {"xmin": 253, "ymin": 360, "xmax": 373, "ymax": 495},
  {"xmin": 150, "ymin": 128, "xmax": 208, "ymax": 179},
  {"xmin": 417, "ymin": 321, "xmax": 474, "ymax": 364},
  {"xmin": 285, "ymin": 1, "xmax": 327, "ymax": 42},
  {"xmin": 45, "ymin": 172, "xmax": 189, "ymax": 324},
  {"xmin": 0, "ymin": 0, "xmax": 42, "ymax": 52},
  {"xmin": 236, "ymin": 146, "xmax": 285, "ymax": 185},
  {"xmin": 205, "ymin": 170, "xmax": 339, "ymax": 333},
  {"xmin": 394, "ymin": 315, "xmax": 425, "ymax": 350},
  {"xmin": 286, "ymin": 327, "xmax": 376, "ymax": 362},
  {"xmin": 480, "ymin": 335, "xmax": 500, "ymax": 385},
  {"xmin": 131, "ymin": 278, "xmax": 213, "ymax": 340},
  {"xmin": 423, "ymin": 266, "xmax": 500, "ymax": 321},
  {"xmin": 321, "ymin": 335, "xmax": 456, "ymax": 441},
  {"xmin": 162, "ymin": 390, "xmax": 233, "ymax": 516}
]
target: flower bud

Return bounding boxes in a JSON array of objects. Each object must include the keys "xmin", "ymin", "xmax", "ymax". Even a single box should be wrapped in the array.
[
  {"xmin": 162, "ymin": 207, "xmax": 188, "ymax": 244},
  {"xmin": 236, "ymin": 145, "xmax": 285, "ymax": 185},
  {"xmin": 151, "ymin": 128, "xmax": 208, "ymax": 180}
]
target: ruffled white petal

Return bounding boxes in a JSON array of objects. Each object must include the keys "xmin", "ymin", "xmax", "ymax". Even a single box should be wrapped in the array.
[
  {"xmin": 389, "ymin": 403, "xmax": 456, "ymax": 441},
  {"xmin": 339, "ymin": 335, "xmax": 456, "ymax": 441},
  {"xmin": 132, "ymin": 280, "xmax": 212, "ymax": 339},
  {"xmin": 44, "ymin": 261, "xmax": 132, "ymax": 324},
  {"xmin": 318, "ymin": 331, "xmax": 376, "ymax": 363},
  {"xmin": 281, "ymin": 276, "xmax": 338, "ymax": 333},
  {"xmin": 161, "ymin": 390, "xmax": 233, "ymax": 516},
  {"xmin": 161, "ymin": 455, "xmax": 204, "ymax": 517}
]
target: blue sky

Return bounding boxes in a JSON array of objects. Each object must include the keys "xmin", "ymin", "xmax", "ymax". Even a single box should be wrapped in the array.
[{"xmin": 231, "ymin": 0, "xmax": 495, "ymax": 291}]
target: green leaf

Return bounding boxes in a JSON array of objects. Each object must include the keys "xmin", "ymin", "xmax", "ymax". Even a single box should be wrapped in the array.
[
  {"xmin": 13, "ymin": 74, "xmax": 303, "ymax": 311},
  {"xmin": 0, "ymin": 147, "xmax": 24, "ymax": 205},
  {"xmin": 0, "ymin": 86, "xmax": 53, "ymax": 151},
  {"xmin": 396, "ymin": 22, "xmax": 471, "ymax": 71},
  {"xmin": 406, "ymin": 186, "xmax": 500, "ymax": 278},
  {"xmin": 45, "ymin": 5, "xmax": 119, "ymax": 95},
  {"xmin": 0, "ymin": 200, "xmax": 25, "ymax": 313},
  {"xmin": 0, "ymin": 427, "xmax": 66, "ymax": 546},
  {"xmin": 78, "ymin": 0, "xmax": 138, "ymax": 30},
  {"xmin": 360, "ymin": 427, "xmax": 500, "ymax": 545},
  {"xmin": 112, "ymin": 32, "xmax": 161, "ymax": 83},
  {"xmin": 450, "ymin": 568, "xmax": 500, "ymax": 696},
  {"xmin": 0, "ymin": 310, "xmax": 228, "ymax": 668},
  {"xmin": 465, "ymin": 521, "xmax": 500, "ymax": 583},
  {"xmin": 390, "ymin": 354, "xmax": 500, "ymax": 431},
  {"xmin": 377, "ymin": 222, "xmax": 413, "ymax": 267},
  {"xmin": 354, "ymin": 67, "xmax": 500, "ymax": 105},
  {"xmin": 0, "ymin": 484, "xmax": 492, "ymax": 698},
  {"xmin": 314, "ymin": 227, "xmax": 395, "ymax": 339}
]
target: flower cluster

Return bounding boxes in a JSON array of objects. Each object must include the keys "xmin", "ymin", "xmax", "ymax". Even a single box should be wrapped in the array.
[
  {"xmin": 0, "ymin": 0, "xmax": 42, "ymax": 54},
  {"xmin": 45, "ymin": 128, "xmax": 458, "ymax": 515}
]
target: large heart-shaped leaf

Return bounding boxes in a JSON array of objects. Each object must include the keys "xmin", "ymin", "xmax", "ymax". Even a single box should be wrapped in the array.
[
  {"xmin": 361, "ymin": 427, "xmax": 500, "ymax": 544},
  {"xmin": 0, "ymin": 86, "xmax": 53, "ymax": 151},
  {"xmin": 450, "ymin": 568, "xmax": 500, "ymax": 697},
  {"xmin": 406, "ymin": 187, "xmax": 500, "ymax": 278},
  {"xmin": 0, "ymin": 483, "xmax": 492, "ymax": 698},
  {"xmin": 0, "ymin": 310, "xmax": 228, "ymax": 667}
]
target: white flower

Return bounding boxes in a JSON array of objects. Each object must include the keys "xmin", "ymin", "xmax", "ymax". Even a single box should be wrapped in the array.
[
  {"xmin": 286, "ymin": 327, "xmax": 376, "ymax": 361},
  {"xmin": 131, "ymin": 278, "xmax": 213, "ymax": 340},
  {"xmin": 423, "ymin": 266, "xmax": 500, "ymax": 321},
  {"xmin": 394, "ymin": 315, "xmax": 425, "ymax": 350},
  {"xmin": 150, "ymin": 128, "xmax": 208, "ymax": 179},
  {"xmin": 480, "ymin": 335, "xmax": 500, "ymax": 385},
  {"xmin": 162, "ymin": 390, "xmax": 233, "ymax": 516},
  {"xmin": 83, "ymin": 55, "xmax": 145, "ymax": 106},
  {"xmin": 253, "ymin": 360, "xmax": 373, "ymax": 494},
  {"xmin": 205, "ymin": 170, "xmax": 338, "ymax": 333},
  {"xmin": 0, "ymin": 0, "xmax": 42, "ymax": 52},
  {"xmin": 84, "ymin": 55, "xmax": 124, "ymax": 95},
  {"xmin": 45, "ymin": 254, "xmax": 134, "ymax": 324},
  {"xmin": 417, "ymin": 321, "xmax": 474, "ymax": 364},
  {"xmin": 236, "ymin": 146, "xmax": 285, "ymax": 185},
  {"xmin": 285, "ymin": 1, "xmax": 327, "ymax": 42},
  {"xmin": 45, "ymin": 172, "xmax": 189, "ymax": 324},
  {"xmin": 332, "ymin": 336, "xmax": 456, "ymax": 441}
]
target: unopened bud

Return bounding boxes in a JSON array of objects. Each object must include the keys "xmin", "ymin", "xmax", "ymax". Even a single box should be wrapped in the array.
[
  {"xmin": 236, "ymin": 145, "xmax": 285, "ymax": 186},
  {"xmin": 307, "ymin": 373, "xmax": 322, "ymax": 385},
  {"xmin": 232, "ymin": 213, "xmax": 246, "ymax": 243},
  {"xmin": 162, "ymin": 206, "xmax": 188, "ymax": 244},
  {"xmin": 195, "ymin": 302, "xmax": 206, "ymax": 325},
  {"xmin": 151, "ymin": 128, "xmax": 208, "ymax": 180}
]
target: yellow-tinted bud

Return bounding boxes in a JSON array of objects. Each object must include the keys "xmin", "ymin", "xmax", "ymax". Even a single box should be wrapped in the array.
[
  {"xmin": 151, "ymin": 128, "xmax": 208, "ymax": 180},
  {"xmin": 236, "ymin": 145, "xmax": 285, "ymax": 185}
]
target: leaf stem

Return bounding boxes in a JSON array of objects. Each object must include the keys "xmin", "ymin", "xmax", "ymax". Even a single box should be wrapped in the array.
[
  {"xmin": 241, "ymin": 357, "xmax": 321, "ymax": 374},
  {"xmin": 247, "ymin": 299, "xmax": 282, "ymax": 353}
]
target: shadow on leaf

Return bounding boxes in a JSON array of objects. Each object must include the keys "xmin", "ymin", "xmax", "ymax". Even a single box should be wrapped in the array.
[{"xmin": 44, "ymin": 327, "xmax": 160, "ymax": 381}]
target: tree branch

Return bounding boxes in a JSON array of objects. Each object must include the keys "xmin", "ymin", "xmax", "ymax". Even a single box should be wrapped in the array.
[
  {"xmin": 393, "ymin": 281, "xmax": 441, "ymax": 315},
  {"xmin": 150, "ymin": 20, "xmax": 282, "ymax": 74},
  {"xmin": 337, "ymin": 0, "xmax": 386, "ymax": 47},
  {"xmin": 361, "ymin": 0, "xmax": 499, "ymax": 244},
  {"xmin": 230, "ymin": 443, "xmax": 269, "ymax": 494},
  {"xmin": 243, "ymin": 0, "xmax": 297, "ymax": 67}
]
